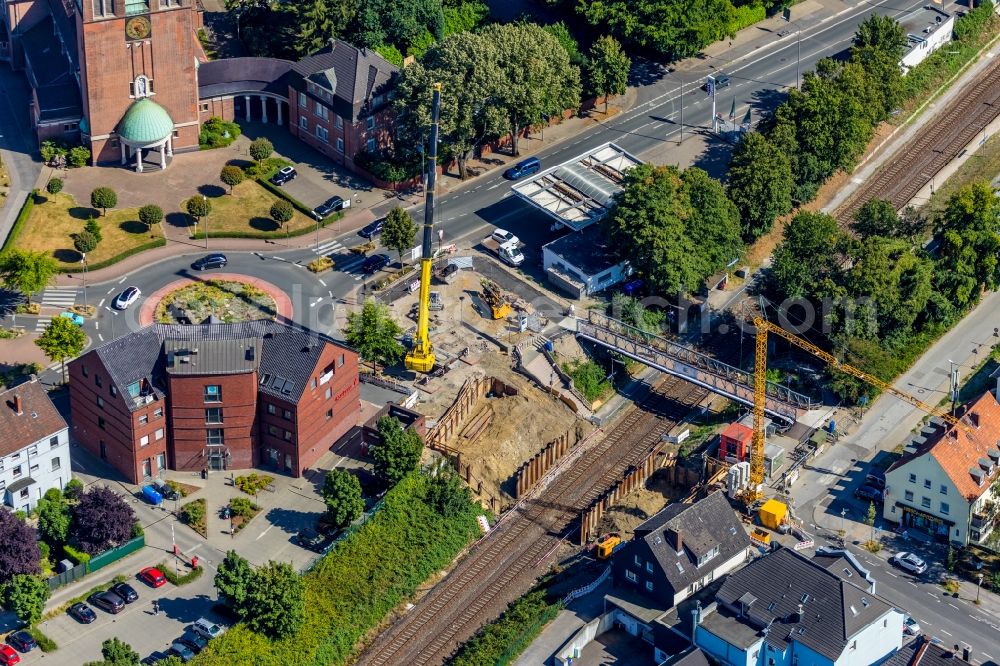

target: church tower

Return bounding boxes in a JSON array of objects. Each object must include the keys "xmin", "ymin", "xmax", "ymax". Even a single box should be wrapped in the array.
[{"xmin": 77, "ymin": 0, "xmax": 200, "ymax": 168}]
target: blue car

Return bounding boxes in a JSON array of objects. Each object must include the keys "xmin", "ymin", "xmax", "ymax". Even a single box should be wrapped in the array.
[
  {"xmin": 503, "ymin": 156, "xmax": 541, "ymax": 180},
  {"xmin": 60, "ymin": 311, "xmax": 84, "ymax": 326}
]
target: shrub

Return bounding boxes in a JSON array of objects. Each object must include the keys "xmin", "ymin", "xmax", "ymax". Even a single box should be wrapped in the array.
[
  {"xmin": 165, "ymin": 479, "xmax": 188, "ymax": 498},
  {"xmin": 179, "ymin": 498, "xmax": 207, "ymax": 536},
  {"xmin": 235, "ymin": 473, "xmax": 273, "ymax": 495},
  {"xmin": 228, "ymin": 497, "xmax": 259, "ymax": 520},
  {"xmin": 62, "ymin": 543, "xmax": 90, "ymax": 566},
  {"xmin": 159, "ymin": 562, "xmax": 204, "ymax": 586},
  {"xmin": 451, "ymin": 590, "xmax": 561, "ymax": 666},
  {"xmin": 28, "ymin": 627, "xmax": 56, "ymax": 652},
  {"xmin": 308, "ymin": 256, "xmax": 335, "ymax": 273},
  {"xmin": 138, "ymin": 204, "xmax": 163, "ymax": 229},
  {"xmin": 354, "ymin": 151, "xmax": 420, "ymax": 183},
  {"xmin": 2, "ymin": 190, "xmax": 37, "ymax": 253},
  {"xmin": 64, "ymin": 478, "xmax": 84, "ymax": 499},
  {"xmin": 46, "ymin": 178, "xmax": 63, "ymax": 195},
  {"xmin": 67, "ymin": 146, "xmax": 91, "ymax": 168},
  {"xmin": 199, "ymin": 117, "xmax": 242, "ymax": 149},
  {"xmin": 562, "ymin": 359, "xmax": 612, "ymax": 402}
]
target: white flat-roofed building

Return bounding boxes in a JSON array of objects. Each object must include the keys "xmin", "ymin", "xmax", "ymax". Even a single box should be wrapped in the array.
[{"xmin": 899, "ymin": 6, "xmax": 954, "ymax": 73}]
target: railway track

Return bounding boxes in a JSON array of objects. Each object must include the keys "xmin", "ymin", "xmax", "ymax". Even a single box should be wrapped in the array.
[
  {"xmin": 833, "ymin": 54, "xmax": 1000, "ymax": 225},
  {"xmin": 354, "ymin": 373, "xmax": 710, "ymax": 666}
]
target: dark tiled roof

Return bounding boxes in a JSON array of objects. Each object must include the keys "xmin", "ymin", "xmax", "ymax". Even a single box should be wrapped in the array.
[
  {"xmin": 636, "ymin": 490, "xmax": 749, "ymax": 592},
  {"xmin": 19, "ymin": 16, "xmax": 82, "ymax": 120},
  {"xmin": 164, "ymin": 337, "xmax": 261, "ymax": 375},
  {"xmin": 290, "ymin": 39, "xmax": 397, "ymax": 123},
  {"xmin": 885, "ymin": 636, "xmax": 980, "ymax": 666},
  {"xmin": 87, "ymin": 321, "xmax": 344, "ymax": 410},
  {"xmin": 197, "ymin": 57, "xmax": 294, "ymax": 99},
  {"xmin": 714, "ymin": 547, "xmax": 894, "ymax": 661},
  {"xmin": 0, "ymin": 379, "xmax": 68, "ymax": 457},
  {"xmin": 664, "ymin": 647, "xmax": 713, "ymax": 666},
  {"xmin": 543, "ymin": 225, "xmax": 624, "ymax": 278}
]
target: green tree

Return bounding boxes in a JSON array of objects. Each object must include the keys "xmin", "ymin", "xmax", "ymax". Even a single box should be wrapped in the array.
[
  {"xmin": 481, "ymin": 23, "xmax": 581, "ymax": 157},
  {"xmin": 35, "ymin": 316, "xmax": 87, "ymax": 382},
  {"xmin": 865, "ymin": 500, "xmax": 877, "ymax": 544},
  {"xmin": 68, "ymin": 145, "xmax": 91, "ymax": 168},
  {"xmin": 681, "ymin": 167, "xmax": 743, "ymax": 276},
  {"xmin": 186, "ymin": 196, "xmax": 212, "ymax": 222},
  {"xmin": 64, "ymin": 478, "xmax": 84, "ymax": 499},
  {"xmin": 372, "ymin": 416, "xmax": 423, "ymax": 489},
  {"xmin": 294, "ymin": 0, "xmax": 335, "ymax": 56},
  {"xmin": 543, "ymin": 21, "xmax": 583, "ymax": 65},
  {"xmin": 90, "ymin": 187, "xmax": 117, "ymax": 216},
  {"xmin": 851, "ymin": 198, "xmax": 900, "ymax": 239},
  {"xmin": 74, "ymin": 230, "xmax": 98, "ymax": 255},
  {"xmin": 138, "ymin": 204, "xmax": 163, "ymax": 230},
  {"xmin": 727, "ymin": 131, "xmax": 794, "ymax": 240},
  {"xmin": 220, "ymin": 165, "xmax": 245, "ymax": 194},
  {"xmin": 5, "ymin": 574, "xmax": 50, "ymax": 625},
  {"xmin": 46, "ymin": 178, "xmax": 63, "ymax": 195},
  {"xmin": 269, "ymin": 199, "xmax": 294, "ymax": 227},
  {"xmin": 244, "ymin": 561, "xmax": 304, "ymax": 639},
  {"xmin": 0, "ymin": 249, "xmax": 58, "ymax": 301},
  {"xmin": 85, "ymin": 217, "xmax": 103, "ymax": 244},
  {"xmin": 846, "ymin": 237, "xmax": 933, "ymax": 340},
  {"xmin": 933, "ymin": 181, "xmax": 1000, "ymax": 307},
  {"xmin": 352, "ymin": 0, "xmax": 444, "ymax": 53},
  {"xmin": 585, "ymin": 36, "xmax": 630, "ymax": 112},
  {"xmin": 343, "ymin": 298, "xmax": 404, "ymax": 372},
  {"xmin": 214, "ymin": 550, "xmax": 254, "ymax": 611},
  {"xmin": 852, "ymin": 14, "xmax": 907, "ymax": 118},
  {"xmin": 100, "ymin": 637, "xmax": 139, "ymax": 665},
  {"xmin": 248, "ymin": 137, "xmax": 273, "ymax": 164},
  {"xmin": 321, "ymin": 468, "xmax": 364, "ymax": 528},
  {"xmin": 394, "ymin": 32, "xmax": 506, "ymax": 179},
  {"xmin": 426, "ymin": 464, "xmax": 469, "ymax": 518},
  {"xmin": 37, "ymin": 488, "xmax": 71, "ymax": 544},
  {"xmin": 769, "ymin": 211, "xmax": 848, "ymax": 301},
  {"xmin": 381, "ymin": 206, "xmax": 418, "ymax": 266}
]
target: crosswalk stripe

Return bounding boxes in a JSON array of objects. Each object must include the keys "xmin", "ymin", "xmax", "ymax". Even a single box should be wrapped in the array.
[
  {"xmin": 35, "ymin": 319, "xmax": 51, "ymax": 332},
  {"xmin": 313, "ymin": 241, "xmax": 344, "ymax": 255}
]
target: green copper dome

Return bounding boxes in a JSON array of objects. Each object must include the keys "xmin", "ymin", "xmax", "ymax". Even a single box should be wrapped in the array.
[{"xmin": 118, "ymin": 99, "xmax": 174, "ymax": 145}]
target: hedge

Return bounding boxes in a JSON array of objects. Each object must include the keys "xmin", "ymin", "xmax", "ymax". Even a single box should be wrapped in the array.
[
  {"xmin": 192, "ymin": 472, "xmax": 482, "ymax": 665},
  {"xmin": 42, "ymin": 574, "xmax": 127, "ymax": 621},
  {"xmin": 158, "ymin": 562, "xmax": 204, "ymax": 586},
  {"xmin": 189, "ymin": 210, "xmax": 344, "ymax": 241},
  {"xmin": 62, "ymin": 543, "xmax": 90, "ymax": 566},
  {"xmin": 255, "ymin": 177, "xmax": 316, "ymax": 218},
  {"xmin": 62, "ymin": 237, "xmax": 167, "ymax": 273},
  {"xmin": 1, "ymin": 189, "xmax": 38, "ymax": 253},
  {"xmin": 450, "ymin": 590, "xmax": 562, "ymax": 666},
  {"xmin": 28, "ymin": 626, "xmax": 57, "ymax": 652}
]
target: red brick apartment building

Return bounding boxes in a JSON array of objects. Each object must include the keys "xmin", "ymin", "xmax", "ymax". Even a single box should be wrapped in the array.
[{"xmin": 68, "ymin": 321, "xmax": 360, "ymax": 484}]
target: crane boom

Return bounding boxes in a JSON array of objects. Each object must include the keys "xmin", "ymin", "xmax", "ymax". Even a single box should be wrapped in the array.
[{"xmin": 404, "ymin": 83, "xmax": 442, "ymax": 373}]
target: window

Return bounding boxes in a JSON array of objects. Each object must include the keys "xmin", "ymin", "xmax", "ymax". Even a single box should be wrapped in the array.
[
  {"xmin": 908, "ymin": 473, "xmax": 916, "ymax": 483},
  {"xmin": 140, "ymin": 435, "xmax": 149, "ymax": 447},
  {"xmin": 11, "ymin": 465, "xmax": 22, "ymax": 479},
  {"xmin": 697, "ymin": 545, "xmax": 720, "ymax": 567},
  {"xmin": 335, "ymin": 115, "xmax": 343, "ymax": 129},
  {"xmin": 50, "ymin": 436, "xmax": 59, "ymax": 448},
  {"xmin": 63, "ymin": 122, "xmax": 79, "ymax": 132},
  {"xmin": 316, "ymin": 125, "xmax": 329, "ymax": 142},
  {"xmin": 940, "ymin": 502, "xmax": 950, "ymax": 515},
  {"xmin": 205, "ymin": 407, "xmax": 223, "ymax": 424},
  {"xmin": 283, "ymin": 430, "xmax": 293, "ymax": 442},
  {"xmin": 314, "ymin": 101, "xmax": 328, "ymax": 120},
  {"xmin": 326, "ymin": 409, "xmax": 333, "ymax": 420},
  {"xmin": 299, "ymin": 116, "xmax": 308, "ymax": 131},
  {"xmin": 95, "ymin": 374, "xmax": 102, "ymax": 387},
  {"xmin": 940, "ymin": 484, "xmax": 948, "ymax": 495},
  {"xmin": 206, "ymin": 429, "xmax": 224, "ymax": 446},
  {"xmin": 921, "ymin": 496, "xmax": 931, "ymax": 508},
  {"xmin": 646, "ymin": 561, "xmax": 653, "ymax": 573},
  {"xmin": 366, "ymin": 137, "xmax": 376, "ymax": 152},
  {"xmin": 298, "ymin": 92, "xmax": 307, "ymax": 108},
  {"xmin": 336, "ymin": 137, "xmax": 344, "ymax": 153},
  {"xmin": 204, "ymin": 385, "xmax": 221, "ymax": 402},
  {"xmin": 634, "ymin": 555, "xmax": 641, "ymax": 566},
  {"xmin": 110, "ymin": 385, "xmax": 118, "ymax": 397},
  {"xmin": 27, "ymin": 445, "xmax": 37, "ymax": 457},
  {"xmin": 905, "ymin": 490, "xmax": 914, "ymax": 501},
  {"xmin": 267, "ymin": 403, "xmax": 276, "ymax": 415},
  {"xmin": 282, "ymin": 409, "xmax": 292, "ymax": 420},
  {"xmin": 923, "ymin": 478, "xmax": 931, "ymax": 489},
  {"xmin": 154, "ymin": 407, "xmax": 163, "ymax": 418},
  {"xmin": 311, "ymin": 378, "xmax": 317, "ymax": 390},
  {"xmin": 645, "ymin": 580, "xmax": 654, "ymax": 592},
  {"xmin": 11, "ymin": 452, "xmax": 20, "ymax": 461},
  {"xmin": 268, "ymin": 425, "xmax": 279, "ymax": 436},
  {"xmin": 139, "ymin": 414, "xmax": 148, "ymax": 425},
  {"xmin": 156, "ymin": 452, "xmax": 165, "ymax": 470},
  {"xmin": 82, "ymin": 366, "xmax": 88, "ymax": 377},
  {"xmin": 154, "ymin": 428, "xmax": 163, "ymax": 441},
  {"xmin": 98, "ymin": 416, "xmax": 106, "ymax": 430},
  {"xmin": 325, "ymin": 387, "xmax": 332, "ymax": 400},
  {"xmin": 338, "ymin": 353, "xmax": 345, "ymax": 367},
  {"xmin": 366, "ymin": 116, "xmax": 375, "ymax": 130},
  {"xmin": 142, "ymin": 458, "xmax": 151, "ymax": 478},
  {"xmin": 19, "ymin": 488, "xmax": 28, "ymax": 499},
  {"xmin": 51, "ymin": 457, "xmax": 61, "ymax": 471},
  {"xmin": 172, "ymin": 129, "xmax": 178, "ymax": 138},
  {"xmin": 201, "ymin": 102, "xmax": 209, "ymax": 111},
  {"xmin": 97, "ymin": 396, "xmax": 105, "ymax": 409},
  {"xmin": 625, "ymin": 569, "xmax": 637, "ymax": 582}
]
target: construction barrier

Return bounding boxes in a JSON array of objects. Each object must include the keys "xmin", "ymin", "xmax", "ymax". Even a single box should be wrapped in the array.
[{"xmin": 514, "ymin": 429, "xmax": 579, "ymax": 498}]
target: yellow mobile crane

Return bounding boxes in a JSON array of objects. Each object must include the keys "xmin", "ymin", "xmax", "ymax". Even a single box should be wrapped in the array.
[
  {"xmin": 405, "ymin": 83, "xmax": 443, "ymax": 373},
  {"xmin": 742, "ymin": 317, "xmax": 970, "ymax": 505}
]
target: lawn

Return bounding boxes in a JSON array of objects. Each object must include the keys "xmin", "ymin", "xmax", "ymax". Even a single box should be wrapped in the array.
[
  {"xmin": 14, "ymin": 192, "xmax": 163, "ymax": 270},
  {"xmin": 154, "ymin": 280, "xmax": 277, "ymax": 324},
  {"xmin": 183, "ymin": 180, "xmax": 315, "ymax": 239}
]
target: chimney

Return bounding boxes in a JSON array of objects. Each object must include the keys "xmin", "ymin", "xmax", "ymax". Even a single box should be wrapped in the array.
[
  {"xmin": 690, "ymin": 601, "xmax": 702, "ymax": 644},
  {"xmin": 666, "ymin": 528, "xmax": 683, "ymax": 553},
  {"xmin": 13, "ymin": 394, "xmax": 22, "ymax": 415},
  {"xmin": 796, "ymin": 603, "xmax": 804, "ymax": 622},
  {"xmin": 970, "ymin": 411, "xmax": 980, "ymax": 428}
]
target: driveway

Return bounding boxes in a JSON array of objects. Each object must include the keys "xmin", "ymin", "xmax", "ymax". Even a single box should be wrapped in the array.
[{"xmin": 0, "ymin": 63, "xmax": 42, "ymax": 245}]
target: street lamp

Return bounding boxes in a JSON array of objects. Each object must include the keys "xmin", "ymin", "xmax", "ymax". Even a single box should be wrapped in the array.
[
  {"xmin": 977, "ymin": 572, "xmax": 984, "ymax": 604},
  {"xmin": 80, "ymin": 253, "xmax": 88, "ymax": 314},
  {"xmin": 840, "ymin": 508, "xmax": 846, "ymax": 542},
  {"xmin": 203, "ymin": 195, "xmax": 209, "ymax": 250}
]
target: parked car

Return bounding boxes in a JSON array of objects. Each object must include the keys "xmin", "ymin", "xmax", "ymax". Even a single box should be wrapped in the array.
[
  {"xmin": 903, "ymin": 616, "xmax": 921, "ymax": 636},
  {"xmin": 89, "ymin": 590, "xmax": 125, "ymax": 614},
  {"xmin": 866, "ymin": 470, "xmax": 886, "ymax": 490},
  {"xmin": 503, "ymin": 156, "xmax": 541, "ymax": 180},
  {"xmin": 191, "ymin": 254, "xmax": 228, "ymax": 270},
  {"xmin": 68, "ymin": 602, "xmax": 97, "ymax": 623},
  {"xmin": 113, "ymin": 286, "xmax": 141, "ymax": 310},
  {"xmin": 891, "ymin": 552, "xmax": 928, "ymax": 575},
  {"xmin": 139, "ymin": 566, "xmax": 167, "ymax": 588},
  {"xmin": 491, "ymin": 228, "xmax": 519, "ymax": 246},
  {"xmin": 0, "ymin": 645, "xmax": 19, "ymax": 666},
  {"xmin": 112, "ymin": 581, "xmax": 139, "ymax": 603},
  {"xmin": 141, "ymin": 485, "xmax": 163, "ymax": 506},
  {"xmin": 152, "ymin": 478, "xmax": 178, "ymax": 501},
  {"xmin": 312, "ymin": 196, "xmax": 346, "ymax": 220},
  {"xmin": 168, "ymin": 642, "xmax": 195, "ymax": 663},
  {"xmin": 703, "ymin": 73, "xmax": 731, "ymax": 90},
  {"xmin": 854, "ymin": 485, "xmax": 883, "ymax": 502},
  {"xmin": 296, "ymin": 528, "xmax": 334, "ymax": 554},
  {"xmin": 178, "ymin": 630, "xmax": 208, "ymax": 654},
  {"xmin": 358, "ymin": 218, "xmax": 385, "ymax": 239},
  {"xmin": 6, "ymin": 632, "xmax": 36, "ymax": 654},
  {"xmin": 191, "ymin": 618, "xmax": 223, "ymax": 640},
  {"xmin": 268, "ymin": 165, "xmax": 297, "ymax": 185},
  {"xmin": 361, "ymin": 253, "xmax": 391, "ymax": 274},
  {"xmin": 59, "ymin": 311, "xmax": 84, "ymax": 326}
]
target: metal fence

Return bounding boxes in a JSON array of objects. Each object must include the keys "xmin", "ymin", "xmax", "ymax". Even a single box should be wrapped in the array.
[
  {"xmin": 46, "ymin": 535, "xmax": 145, "ymax": 591},
  {"xmin": 46, "ymin": 562, "xmax": 88, "ymax": 591}
]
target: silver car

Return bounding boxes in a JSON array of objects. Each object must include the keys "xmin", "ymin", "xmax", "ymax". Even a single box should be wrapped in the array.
[
  {"xmin": 892, "ymin": 552, "xmax": 928, "ymax": 574},
  {"xmin": 113, "ymin": 286, "xmax": 141, "ymax": 310}
]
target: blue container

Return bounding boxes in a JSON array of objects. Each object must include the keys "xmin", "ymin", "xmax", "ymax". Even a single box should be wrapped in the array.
[
  {"xmin": 827, "ymin": 420, "xmax": 836, "ymax": 433},
  {"xmin": 141, "ymin": 485, "xmax": 163, "ymax": 506},
  {"xmin": 544, "ymin": 341, "xmax": 554, "ymax": 353}
]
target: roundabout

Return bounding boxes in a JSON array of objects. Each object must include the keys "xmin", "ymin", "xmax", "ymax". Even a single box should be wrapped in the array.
[{"xmin": 137, "ymin": 273, "xmax": 293, "ymax": 326}]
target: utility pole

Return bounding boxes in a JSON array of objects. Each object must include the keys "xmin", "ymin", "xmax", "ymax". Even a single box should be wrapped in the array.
[
  {"xmin": 948, "ymin": 359, "xmax": 960, "ymax": 416},
  {"xmin": 796, "ymin": 30, "xmax": 801, "ymax": 90},
  {"xmin": 81, "ymin": 254, "xmax": 88, "ymax": 314},
  {"xmin": 203, "ymin": 195, "xmax": 209, "ymax": 250},
  {"xmin": 710, "ymin": 76, "xmax": 718, "ymax": 133},
  {"xmin": 679, "ymin": 81, "xmax": 685, "ymax": 145}
]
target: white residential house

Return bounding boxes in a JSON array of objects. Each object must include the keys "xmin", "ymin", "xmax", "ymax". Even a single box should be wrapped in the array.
[
  {"xmin": 0, "ymin": 379, "xmax": 70, "ymax": 512},
  {"xmin": 883, "ymin": 388, "xmax": 1000, "ymax": 548}
]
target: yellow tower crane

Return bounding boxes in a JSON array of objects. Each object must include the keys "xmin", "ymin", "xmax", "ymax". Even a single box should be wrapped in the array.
[
  {"xmin": 405, "ymin": 83, "xmax": 443, "ymax": 373},
  {"xmin": 741, "ymin": 317, "xmax": 970, "ymax": 505}
]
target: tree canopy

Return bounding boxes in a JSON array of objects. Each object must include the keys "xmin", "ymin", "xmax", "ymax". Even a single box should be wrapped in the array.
[
  {"xmin": 90, "ymin": 187, "xmax": 117, "ymax": 216},
  {"xmin": 35, "ymin": 316, "xmax": 86, "ymax": 382},
  {"xmin": 726, "ymin": 131, "xmax": 793, "ymax": 241},
  {"xmin": 215, "ymin": 549, "xmax": 254, "ymax": 610},
  {"xmin": 585, "ymin": 36, "xmax": 631, "ymax": 112},
  {"xmin": 70, "ymin": 486, "xmax": 137, "ymax": 555},
  {"xmin": 381, "ymin": 206, "xmax": 418, "ymax": 265},
  {"xmin": 0, "ymin": 511, "xmax": 40, "ymax": 584},
  {"xmin": 5, "ymin": 574, "xmax": 50, "ymax": 625},
  {"xmin": 343, "ymin": 299, "xmax": 404, "ymax": 372},
  {"xmin": 372, "ymin": 416, "xmax": 424, "ymax": 489},
  {"xmin": 37, "ymin": 487, "xmax": 71, "ymax": 545},
  {"xmin": 0, "ymin": 249, "xmax": 58, "ymax": 300},
  {"xmin": 244, "ymin": 561, "xmax": 305, "ymax": 639},
  {"xmin": 322, "ymin": 468, "xmax": 365, "ymax": 528}
]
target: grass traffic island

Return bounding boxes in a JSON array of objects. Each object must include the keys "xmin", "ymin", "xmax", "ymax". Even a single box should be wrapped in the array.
[
  {"xmin": 13, "ymin": 192, "xmax": 163, "ymax": 271},
  {"xmin": 158, "ymin": 562, "xmax": 205, "ymax": 586},
  {"xmin": 179, "ymin": 498, "xmax": 207, "ymax": 537},
  {"xmin": 227, "ymin": 497, "xmax": 262, "ymax": 533},
  {"xmin": 154, "ymin": 279, "xmax": 277, "ymax": 324},
  {"xmin": 183, "ymin": 180, "xmax": 317, "ymax": 240}
]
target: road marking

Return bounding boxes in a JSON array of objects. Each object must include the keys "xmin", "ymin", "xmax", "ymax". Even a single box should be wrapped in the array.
[
  {"xmin": 948, "ymin": 603, "xmax": 960, "ymax": 610},
  {"xmin": 107, "ymin": 288, "xmax": 115, "ymax": 294},
  {"xmin": 487, "ymin": 183, "xmax": 503, "ymax": 191},
  {"xmin": 309, "ymin": 298, "xmax": 321, "ymax": 308},
  {"xmin": 98, "ymin": 298, "xmax": 105, "ymax": 307},
  {"xmin": 885, "ymin": 571, "xmax": 898, "ymax": 578},
  {"xmin": 926, "ymin": 591, "xmax": 938, "ymax": 600},
  {"xmin": 256, "ymin": 524, "xmax": 275, "ymax": 540},
  {"xmin": 35, "ymin": 318, "xmax": 50, "ymax": 332},
  {"xmin": 98, "ymin": 333, "xmax": 103, "ymax": 341},
  {"xmin": 328, "ymin": 290, "xmax": 333, "ymax": 298},
  {"xmin": 941, "ymin": 629, "xmax": 952, "ymax": 637},
  {"xmin": 118, "ymin": 277, "xmax": 126, "ymax": 284},
  {"xmin": 907, "ymin": 581, "xmax": 918, "ymax": 588},
  {"xmin": 94, "ymin": 322, "xmax": 99, "ymax": 329},
  {"xmin": 983, "ymin": 653, "xmax": 995, "ymax": 661}
]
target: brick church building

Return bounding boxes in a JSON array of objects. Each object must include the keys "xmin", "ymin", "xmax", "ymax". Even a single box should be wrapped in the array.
[{"xmin": 0, "ymin": 0, "xmax": 398, "ymax": 174}]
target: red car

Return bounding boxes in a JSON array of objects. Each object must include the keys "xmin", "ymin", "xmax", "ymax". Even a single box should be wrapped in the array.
[
  {"xmin": 139, "ymin": 567, "xmax": 167, "ymax": 588},
  {"xmin": 0, "ymin": 644, "xmax": 21, "ymax": 665}
]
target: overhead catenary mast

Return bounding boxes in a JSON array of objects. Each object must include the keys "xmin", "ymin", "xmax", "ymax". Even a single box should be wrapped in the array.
[{"xmin": 404, "ymin": 82, "xmax": 442, "ymax": 373}]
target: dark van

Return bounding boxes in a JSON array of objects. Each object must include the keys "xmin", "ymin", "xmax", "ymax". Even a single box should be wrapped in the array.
[{"xmin": 503, "ymin": 157, "xmax": 541, "ymax": 180}]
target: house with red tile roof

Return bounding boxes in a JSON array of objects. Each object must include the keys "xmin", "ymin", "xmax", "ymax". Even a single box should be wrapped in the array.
[{"xmin": 883, "ymin": 389, "xmax": 1000, "ymax": 547}]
